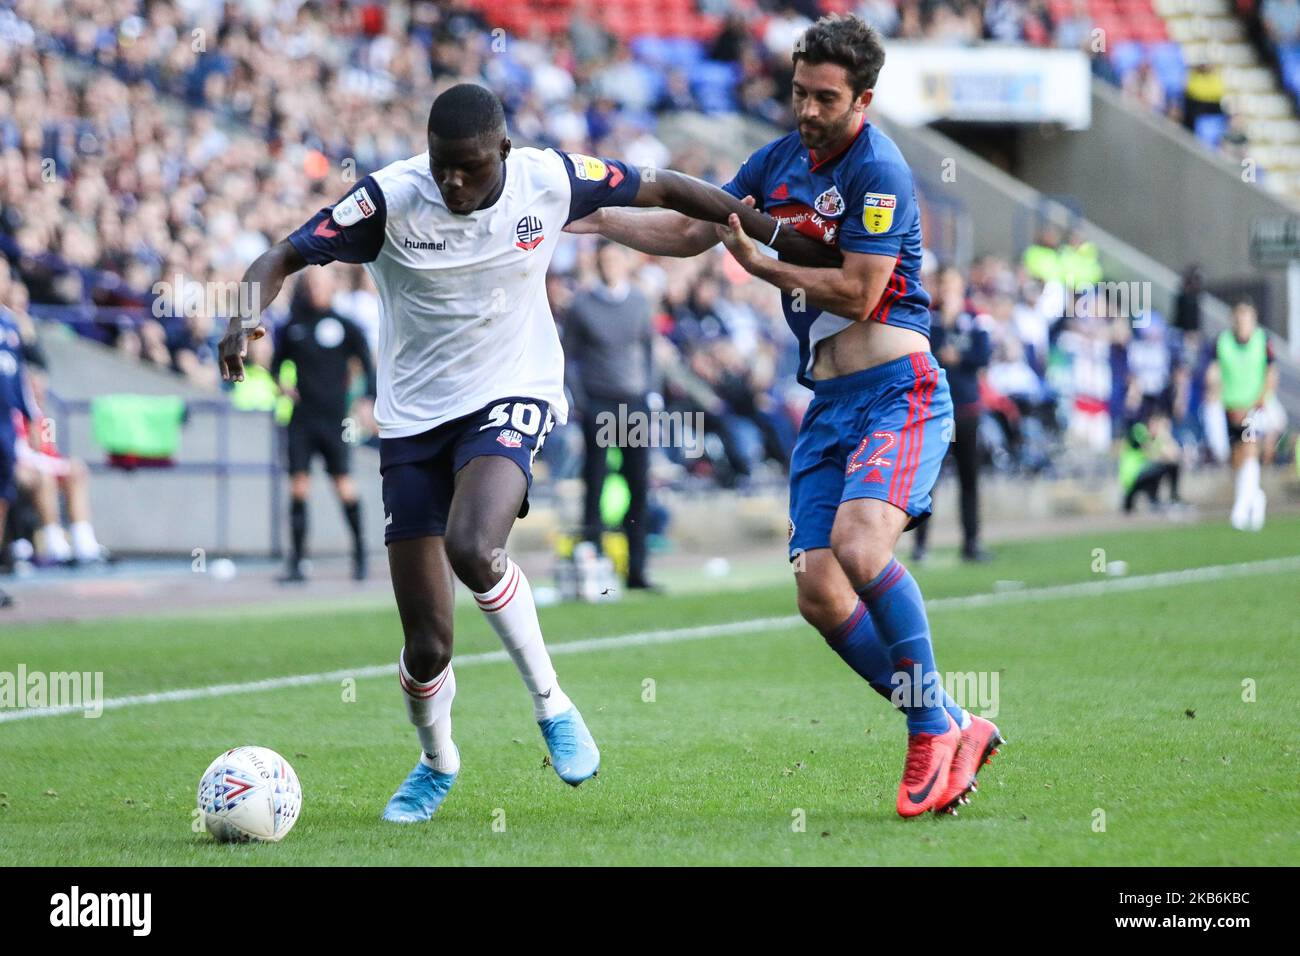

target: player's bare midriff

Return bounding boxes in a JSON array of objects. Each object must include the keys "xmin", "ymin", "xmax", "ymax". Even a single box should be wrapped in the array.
[{"xmin": 810, "ymin": 319, "xmax": 931, "ymax": 380}]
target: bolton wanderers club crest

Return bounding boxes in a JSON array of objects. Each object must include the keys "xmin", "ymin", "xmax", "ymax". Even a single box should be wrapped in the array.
[
  {"xmin": 814, "ymin": 186, "xmax": 844, "ymax": 218},
  {"xmin": 515, "ymin": 215, "xmax": 545, "ymax": 250}
]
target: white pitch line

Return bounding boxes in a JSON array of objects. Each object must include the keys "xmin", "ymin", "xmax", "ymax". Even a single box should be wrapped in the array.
[{"xmin": 2, "ymin": 554, "xmax": 1296, "ymax": 725}]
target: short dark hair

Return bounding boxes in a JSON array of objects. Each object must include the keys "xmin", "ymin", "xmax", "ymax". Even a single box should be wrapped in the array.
[
  {"xmin": 792, "ymin": 14, "xmax": 886, "ymax": 96},
  {"xmin": 427, "ymin": 83, "xmax": 506, "ymax": 140}
]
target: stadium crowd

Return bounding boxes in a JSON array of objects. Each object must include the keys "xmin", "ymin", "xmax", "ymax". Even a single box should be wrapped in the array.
[{"xmin": 0, "ymin": 0, "xmax": 1288, "ymax": 514}]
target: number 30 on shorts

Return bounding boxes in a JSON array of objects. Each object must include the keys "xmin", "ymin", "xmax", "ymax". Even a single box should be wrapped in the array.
[{"xmin": 479, "ymin": 401, "xmax": 544, "ymax": 435}]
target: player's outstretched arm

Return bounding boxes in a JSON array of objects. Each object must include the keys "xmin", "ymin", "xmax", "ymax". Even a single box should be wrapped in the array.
[
  {"xmin": 713, "ymin": 212, "xmax": 894, "ymax": 323},
  {"xmin": 634, "ymin": 170, "xmax": 841, "ymax": 267},
  {"xmin": 565, "ymin": 207, "xmax": 721, "ymax": 258},
  {"xmin": 219, "ymin": 240, "xmax": 307, "ymax": 382}
]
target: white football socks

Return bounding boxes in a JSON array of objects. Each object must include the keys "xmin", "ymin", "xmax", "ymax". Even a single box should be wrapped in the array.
[
  {"xmin": 1231, "ymin": 457, "xmax": 1262, "ymax": 530},
  {"xmin": 1249, "ymin": 488, "xmax": 1267, "ymax": 531},
  {"xmin": 397, "ymin": 650, "xmax": 459, "ymax": 775},
  {"xmin": 474, "ymin": 558, "xmax": 572, "ymax": 721}
]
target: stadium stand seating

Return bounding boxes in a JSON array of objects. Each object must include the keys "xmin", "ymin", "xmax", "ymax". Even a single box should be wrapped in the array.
[{"xmin": 1152, "ymin": 0, "xmax": 1300, "ymax": 194}]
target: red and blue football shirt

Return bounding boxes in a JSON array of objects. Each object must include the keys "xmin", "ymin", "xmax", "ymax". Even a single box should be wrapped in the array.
[{"xmin": 722, "ymin": 118, "xmax": 931, "ymax": 388}]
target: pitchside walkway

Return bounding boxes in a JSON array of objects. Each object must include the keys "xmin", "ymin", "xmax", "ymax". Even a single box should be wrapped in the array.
[{"xmin": 3, "ymin": 479, "xmax": 1295, "ymax": 625}]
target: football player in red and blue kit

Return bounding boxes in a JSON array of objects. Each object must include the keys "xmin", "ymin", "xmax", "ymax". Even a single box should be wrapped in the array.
[{"xmin": 572, "ymin": 14, "xmax": 1003, "ymax": 816}]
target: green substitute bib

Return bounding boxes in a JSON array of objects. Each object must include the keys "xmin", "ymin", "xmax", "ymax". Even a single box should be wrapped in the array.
[{"xmin": 1216, "ymin": 329, "xmax": 1267, "ymax": 411}]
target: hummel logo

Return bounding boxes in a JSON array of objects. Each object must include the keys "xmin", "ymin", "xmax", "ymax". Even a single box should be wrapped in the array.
[{"xmin": 403, "ymin": 237, "xmax": 446, "ymax": 251}]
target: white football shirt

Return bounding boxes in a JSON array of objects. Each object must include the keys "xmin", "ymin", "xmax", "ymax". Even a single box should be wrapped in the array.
[{"xmin": 288, "ymin": 147, "xmax": 641, "ymax": 438}]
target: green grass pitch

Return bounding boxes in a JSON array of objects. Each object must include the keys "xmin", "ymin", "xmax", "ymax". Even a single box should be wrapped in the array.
[{"xmin": 1, "ymin": 516, "xmax": 1298, "ymax": 866}]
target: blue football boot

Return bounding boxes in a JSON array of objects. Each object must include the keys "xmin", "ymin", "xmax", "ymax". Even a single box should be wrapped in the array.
[
  {"xmin": 538, "ymin": 706, "xmax": 600, "ymax": 786},
  {"xmin": 382, "ymin": 759, "xmax": 457, "ymax": 823}
]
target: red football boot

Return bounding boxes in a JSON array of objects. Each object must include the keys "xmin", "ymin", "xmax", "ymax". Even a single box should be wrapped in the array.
[
  {"xmin": 934, "ymin": 714, "xmax": 1005, "ymax": 815},
  {"xmin": 896, "ymin": 713, "xmax": 961, "ymax": 818}
]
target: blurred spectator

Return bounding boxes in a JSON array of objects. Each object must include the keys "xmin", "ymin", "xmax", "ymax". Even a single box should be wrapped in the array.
[
  {"xmin": 1053, "ymin": 0, "xmax": 1093, "ymax": 49},
  {"xmin": 1108, "ymin": 312, "xmax": 1134, "ymax": 430},
  {"xmin": 986, "ymin": 333, "xmax": 1056, "ymax": 472},
  {"xmin": 762, "ymin": 5, "xmax": 813, "ymax": 61},
  {"xmin": 1173, "ymin": 264, "xmax": 1204, "ymax": 335},
  {"xmin": 1207, "ymin": 299, "xmax": 1278, "ymax": 528},
  {"xmin": 710, "ymin": 12, "xmax": 751, "ymax": 62},
  {"xmin": 1022, "ymin": 224, "xmax": 1063, "ymax": 284},
  {"xmin": 13, "ymin": 366, "xmax": 109, "ymax": 565},
  {"xmin": 856, "ymin": 0, "xmax": 901, "ymax": 37},
  {"xmin": 983, "ymin": 0, "xmax": 1027, "ymax": 43},
  {"xmin": 271, "ymin": 268, "xmax": 375, "ymax": 584},
  {"xmin": 593, "ymin": 47, "xmax": 657, "ymax": 113},
  {"xmin": 0, "ymin": 291, "xmax": 40, "ymax": 607},
  {"xmin": 1059, "ymin": 229, "xmax": 1103, "ymax": 290},
  {"xmin": 1122, "ymin": 61, "xmax": 1169, "ymax": 117},
  {"xmin": 704, "ymin": 336, "xmax": 793, "ymax": 471},
  {"xmin": 1054, "ymin": 308, "xmax": 1114, "ymax": 454},
  {"xmin": 925, "ymin": 0, "xmax": 984, "ymax": 44},
  {"xmin": 168, "ymin": 311, "xmax": 221, "ymax": 388},
  {"xmin": 1182, "ymin": 62, "xmax": 1226, "ymax": 134},
  {"xmin": 1128, "ymin": 319, "xmax": 1173, "ymax": 419},
  {"xmin": 1119, "ymin": 412, "xmax": 1183, "ymax": 513},
  {"xmin": 565, "ymin": 242, "xmax": 656, "ymax": 590},
  {"xmin": 914, "ymin": 266, "xmax": 992, "ymax": 562}
]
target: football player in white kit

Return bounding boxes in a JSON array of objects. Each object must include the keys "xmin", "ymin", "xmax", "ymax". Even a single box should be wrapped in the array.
[{"xmin": 219, "ymin": 83, "xmax": 835, "ymax": 823}]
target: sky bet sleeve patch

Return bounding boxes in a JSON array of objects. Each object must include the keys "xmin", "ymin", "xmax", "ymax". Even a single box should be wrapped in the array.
[
  {"xmin": 862, "ymin": 192, "xmax": 897, "ymax": 234},
  {"xmin": 332, "ymin": 185, "xmax": 377, "ymax": 228},
  {"xmin": 287, "ymin": 175, "xmax": 387, "ymax": 265},
  {"xmin": 554, "ymin": 149, "xmax": 640, "ymax": 224},
  {"xmin": 567, "ymin": 153, "xmax": 609, "ymax": 182}
]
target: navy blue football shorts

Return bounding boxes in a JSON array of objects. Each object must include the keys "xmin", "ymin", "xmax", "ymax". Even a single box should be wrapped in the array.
[{"xmin": 379, "ymin": 397, "xmax": 556, "ymax": 544}]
